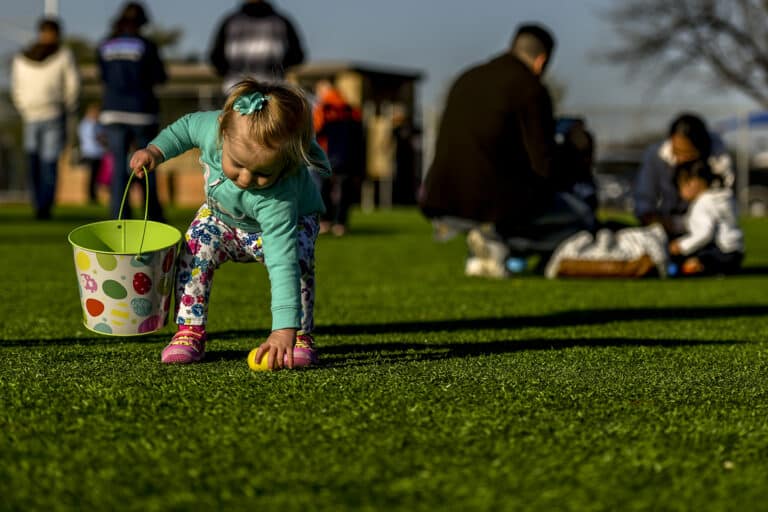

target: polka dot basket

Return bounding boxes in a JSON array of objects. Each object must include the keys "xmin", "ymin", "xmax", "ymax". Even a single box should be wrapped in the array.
[{"xmin": 67, "ymin": 171, "xmax": 182, "ymax": 336}]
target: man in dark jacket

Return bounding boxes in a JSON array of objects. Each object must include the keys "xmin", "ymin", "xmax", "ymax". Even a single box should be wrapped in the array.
[
  {"xmin": 208, "ymin": 0, "xmax": 305, "ymax": 92},
  {"xmin": 420, "ymin": 23, "xmax": 593, "ymax": 277}
]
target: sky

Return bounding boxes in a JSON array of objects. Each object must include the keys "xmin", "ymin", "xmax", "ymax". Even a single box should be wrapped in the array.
[{"xmin": 0, "ymin": 0, "xmax": 760, "ymax": 143}]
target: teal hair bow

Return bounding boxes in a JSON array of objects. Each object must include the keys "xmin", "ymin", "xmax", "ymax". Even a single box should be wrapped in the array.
[{"xmin": 233, "ymin": 92, "xmax": 270, "ymax": 115}]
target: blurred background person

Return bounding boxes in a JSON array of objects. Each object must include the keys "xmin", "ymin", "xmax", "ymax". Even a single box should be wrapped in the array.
[
  {"xmin": 209, "ymin": 0, "xmax": 306, "ymax": 92},
  {"xmin": 391, "ymin": 105, "xmax": 422, "ymax": 206},
  {"xmin": 553, "ymin": 117, "xmax": 598, "ymax": 214},
  {"xmin": 77, "ymin": 102, "xmax": 107, "ymax": 205},
  {"xmin": 97, "ymin": 1, "xmax": 166, "ymax": 221},
  {"xmin": 313, "ymin": 79, "xmax": 365, "ymax": 236},
  {"xmin": 668, "ymin": 159, "xmax": 743, "ymax": 276},
  {"xmin": 633, "ymin": 112, "xmax": 733, "ymax": 236},
  {"xmin": 10, "ymin": 17, "xmax": 80, "ymax": 220},
  {"xmin": 420, "ymin": 23, "xmax": 594, "ymax": 278}
]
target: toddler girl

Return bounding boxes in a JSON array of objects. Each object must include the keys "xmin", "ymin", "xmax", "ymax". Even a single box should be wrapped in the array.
[
  {"xmin": 668, "ymin": 159, "xmax": 744, "ymax": 275},
  {"xmin": 130, "ymin": 79, "xmax": 331, "ymax": 369}
]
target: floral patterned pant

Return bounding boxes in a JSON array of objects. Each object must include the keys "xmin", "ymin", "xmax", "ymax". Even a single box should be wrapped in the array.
[{"xmin": 175, "ymin": 204, "xmax": 319, "ymax": 333}]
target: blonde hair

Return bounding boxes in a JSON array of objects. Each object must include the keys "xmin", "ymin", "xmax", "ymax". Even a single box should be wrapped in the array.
[{"xmin": 219, "ymin": 79, "xmax": 315, "ymax": 172}]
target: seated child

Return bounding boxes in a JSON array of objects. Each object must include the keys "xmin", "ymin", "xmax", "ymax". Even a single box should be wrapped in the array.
[
  {"xmin": 77, "ymin": 101, "xmax": 106, "ymax": 204},
  {"xmin": 668, "ymin": 159, "xmax": 744, "ymax": 275}
]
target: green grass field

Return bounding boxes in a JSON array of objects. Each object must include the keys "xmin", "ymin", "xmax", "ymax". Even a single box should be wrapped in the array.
[{"xmin": 2, "ymin": 205, "xmax": 768, "ymax": 511}]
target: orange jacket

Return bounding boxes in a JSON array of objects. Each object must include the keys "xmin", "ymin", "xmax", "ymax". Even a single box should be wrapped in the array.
[{"xmin": 314, "ymin": 88, "xmax": 361, "ymax": 152}]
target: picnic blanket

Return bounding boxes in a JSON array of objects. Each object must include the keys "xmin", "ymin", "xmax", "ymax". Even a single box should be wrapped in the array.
[{"xmin": 545, "ymin": 224, "xmax": 668, "ymax": 279}]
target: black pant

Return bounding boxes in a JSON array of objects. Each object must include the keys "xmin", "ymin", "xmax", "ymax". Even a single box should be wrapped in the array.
[
  {"xmin": 26, "ymin": 153, "xmax": 58, "ymax": 218},
  {"xmin": 82, "ymin": 157, "xmax": 101, "ymax": 202},
  {"xmin": 104, "ymin": 123, "xmax": 165, "ymax": 222},
  {"xmin": 672, "ymin": 242, "xmax": 744, "ymax": 275},
  {"xmin": 321, "ymin": 174, "xmax": 359, "ymax": 227},
  {"xmin": 431, "ymin": 192, "xmax": 596, "ymax": 268},
  {"xmin": 500, "ymin": 192, "xmax": 596, "ymax": 255}
]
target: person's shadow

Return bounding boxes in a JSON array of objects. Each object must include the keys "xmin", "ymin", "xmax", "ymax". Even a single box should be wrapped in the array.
[
  {"xmin": 5, "ymin": 305, "xmax": 763, "ymax": 368},
  {"xmin": 204, "ymin": 304, "xmax": 764, "ymax": 366},
  {"xmin": 314, "ymin": 304, "xmax": 768, "ymax": 335}
]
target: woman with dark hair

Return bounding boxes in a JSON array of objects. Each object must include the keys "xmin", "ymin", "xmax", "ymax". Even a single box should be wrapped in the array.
[{"xmin": 633, "ymin": 112, "xmax": 733, "ymax": 235}]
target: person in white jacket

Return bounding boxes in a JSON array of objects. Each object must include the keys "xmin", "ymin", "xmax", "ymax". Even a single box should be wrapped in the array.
[
  {"xmin": 11, "ymin": 17, "xmax": 80, "ymax": 219},
  {"xmin": 668, "ymin": 159, "xmax": 744, "ymax": 275}
]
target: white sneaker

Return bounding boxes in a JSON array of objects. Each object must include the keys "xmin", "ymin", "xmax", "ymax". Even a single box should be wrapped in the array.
[
  {"xmin": 467, "ymin": 228, "xmax": 508, "ymax": 260},
  {"xmin": 465, "ymin": 256, "xmax": 508, "ymax": 278},
  {"xmin": 465, "ymin": 228, "xmax": 510, "ymax": 278}
]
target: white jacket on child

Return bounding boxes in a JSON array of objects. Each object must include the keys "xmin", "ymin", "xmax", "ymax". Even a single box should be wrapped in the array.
[
  {"xmin": 11, "ymin": 47, "xmax": 80, "ymax": 122},
  {"xmin": 677, "ymin": 189, "xmax": 744, "ymax": 255}
]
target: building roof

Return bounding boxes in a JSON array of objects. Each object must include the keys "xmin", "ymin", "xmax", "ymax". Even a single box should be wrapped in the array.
[{"xmin": 288, "ymin": 60, "xmax": 424, "ymax": 82}]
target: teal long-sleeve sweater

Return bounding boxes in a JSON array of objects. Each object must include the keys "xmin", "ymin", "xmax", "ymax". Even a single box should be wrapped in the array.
[{"xmin": 149, "ymin": 110, "xmax": 331, "ymax": 330}]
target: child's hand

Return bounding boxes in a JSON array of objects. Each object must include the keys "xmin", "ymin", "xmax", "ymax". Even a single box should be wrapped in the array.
[
  {"xmin": 129, "ymin": 145, "xmax": 164, "ymax": 178},
  {"xmin": 253, "ymin": 328, "xmax": 297, "ymax": 370},
  {"xmin": 668, "ymin": 240, "xmax": 681, "ymax": 255}
]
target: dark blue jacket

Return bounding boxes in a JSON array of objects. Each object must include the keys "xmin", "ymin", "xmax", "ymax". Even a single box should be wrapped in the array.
[{"xmin": 97, "ymin": 34, "xmax": 166, "ymax": 115}]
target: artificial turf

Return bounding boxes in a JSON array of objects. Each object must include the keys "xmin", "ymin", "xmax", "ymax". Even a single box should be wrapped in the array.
[{"xmin": 1, "ymin": 205, "xmax": 767, "ymax": 511}]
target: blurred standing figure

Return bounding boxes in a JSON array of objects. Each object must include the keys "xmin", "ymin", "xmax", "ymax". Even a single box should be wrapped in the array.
[
  {"xmin": 11, "ymin": 17, "xmax": 80, "ymax": 220},
  {"xmin": 313, "ymin": 80, "xmax": 365, "ymax": 236},
  {"xmin": 209, "ymin": 0, "xmax": 305, "ymax": 92},
  {"xmin": 391, "ymin": 105, "xmax": 421, "ymax": 205},
  {"xmin": 553, "ymin": 117, "xmax": 598, "ymax": 213},
  {"xmin": 77, "ymin": 102, "xmax": 106, "ymax": 204},
  {"xmin": 97, "ymin": 1, "xmax": 166, "ymax": 221}
]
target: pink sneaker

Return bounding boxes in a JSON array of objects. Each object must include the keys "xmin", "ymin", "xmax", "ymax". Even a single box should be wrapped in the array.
[
  {"xmin": 161, "ymin": 329, "xmax": 206, "ymax": 364},
  {"xmin": 293, "ymin": 333, "xmax": 318, "ymax": 368}
]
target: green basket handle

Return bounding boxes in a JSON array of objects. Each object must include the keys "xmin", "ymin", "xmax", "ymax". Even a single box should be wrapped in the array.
[{"xmin": 117, "ymin": 167, "xmax": 150, "ymax": 255}]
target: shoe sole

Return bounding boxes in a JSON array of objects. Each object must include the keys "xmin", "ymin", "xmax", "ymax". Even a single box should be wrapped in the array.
[
  {"xmin": 466, "ymin": 229, "xmax": 509, "ymax": 278},
  {"xmin": 465, "ymin": 258, "xmax": 508, "ymax": 279},
  {"xmin": 293, "ymin": 347, "xmax": 318, "ymax": 368}
]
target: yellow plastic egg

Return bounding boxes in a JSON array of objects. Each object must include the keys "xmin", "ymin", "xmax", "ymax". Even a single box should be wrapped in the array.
[{"xmin": 247, "ymin": 348, "xmax": 272, "ymax": 371}]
